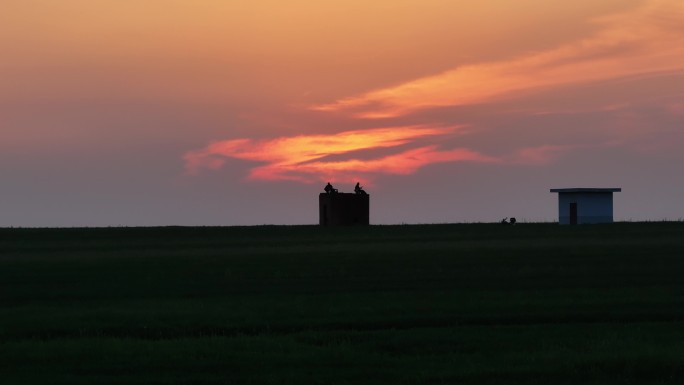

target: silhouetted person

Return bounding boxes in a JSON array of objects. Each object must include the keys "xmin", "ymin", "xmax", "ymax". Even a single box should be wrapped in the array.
[
  {"xmin": 324, "ymin": 182, "xmax": 337, "ymax": 194},
  {"xmin": 509, "ymin": 217, "xmax": 516, "ymax": 225},
  {"xmin": 354, "ymin": 182, "xmax": 367, "ymax": 195}
]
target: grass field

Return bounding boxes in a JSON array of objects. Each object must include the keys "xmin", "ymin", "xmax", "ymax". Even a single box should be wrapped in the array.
[{"xmin": 1, "ymin": 222, "xmax": 684, "ymax": 384}]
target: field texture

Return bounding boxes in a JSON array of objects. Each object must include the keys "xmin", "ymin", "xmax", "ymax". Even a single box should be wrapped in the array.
[{"xmin": 1, "ymin": 223, "xmax": 684, "ymax": 384}]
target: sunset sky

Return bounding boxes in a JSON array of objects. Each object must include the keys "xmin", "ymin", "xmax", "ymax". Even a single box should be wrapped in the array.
[{"xmin": 2, "ymin": 0, "xmax": 683, "ymax": 226}]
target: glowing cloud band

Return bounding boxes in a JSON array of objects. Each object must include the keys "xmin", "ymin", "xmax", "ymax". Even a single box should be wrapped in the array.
[
  {"xmin": 313, "ymin": 0, "xmax": 684, "ymax": 118},
  {"xmin": 184, "ymin": 126, "xmax": 495, "ymax": 182}
]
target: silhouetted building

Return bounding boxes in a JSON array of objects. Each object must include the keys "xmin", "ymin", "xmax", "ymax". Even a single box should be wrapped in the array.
[
  {"xmin": 319, "ymin": 193, "xmax": 369, "ymax": 226},
  {"xmin": 550, "ymin": 188, "xmax": 621, "ymax": 225}
]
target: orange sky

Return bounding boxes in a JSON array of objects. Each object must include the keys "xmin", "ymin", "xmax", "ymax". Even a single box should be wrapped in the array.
[{"xmin": 1, "ymin": 0, "xmax": 683, "ymax": 225}]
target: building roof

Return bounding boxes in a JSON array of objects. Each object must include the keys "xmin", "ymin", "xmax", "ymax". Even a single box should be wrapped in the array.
[{"xmin": 550, "ymin": 188, "xmax": 621, "ymax": 193}]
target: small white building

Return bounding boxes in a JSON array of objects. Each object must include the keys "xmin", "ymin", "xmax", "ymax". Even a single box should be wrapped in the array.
[{"xmin": 550, "ymin": 188, "xmax": 621, "ymax": 225}]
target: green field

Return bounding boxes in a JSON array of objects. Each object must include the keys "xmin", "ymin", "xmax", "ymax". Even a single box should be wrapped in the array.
[{"xmin": 1, "ymin": 223, "xmax": 684, "ymax": 384}]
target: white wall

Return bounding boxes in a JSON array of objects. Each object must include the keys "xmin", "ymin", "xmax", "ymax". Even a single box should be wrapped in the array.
[{"xmin": 557, "ymin": 192, "xmax": 614, "ymax": 224}]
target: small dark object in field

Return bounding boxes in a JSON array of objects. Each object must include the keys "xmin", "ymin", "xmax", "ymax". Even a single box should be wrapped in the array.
[{"xmin": 501, "ymin": 217, "xmax": 516, "ymax": 225}]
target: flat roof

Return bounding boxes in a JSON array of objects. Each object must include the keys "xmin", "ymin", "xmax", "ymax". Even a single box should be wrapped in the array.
[{"xmin": 550, "ymin": 188, "xmax": 621, "ymax": 193}]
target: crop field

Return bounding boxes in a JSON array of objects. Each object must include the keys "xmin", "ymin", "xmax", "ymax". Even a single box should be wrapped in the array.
[{"xmin": 1, "ymin": 222, "xmax": 684, "ymax": 384}]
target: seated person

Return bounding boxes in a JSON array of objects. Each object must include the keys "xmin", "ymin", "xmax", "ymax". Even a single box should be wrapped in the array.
[{"xmin": 324, "ymin": 182, "xmax": 337, "ymax": 193}]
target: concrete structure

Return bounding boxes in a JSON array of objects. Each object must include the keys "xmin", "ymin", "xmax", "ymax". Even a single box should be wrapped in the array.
[
  {"xmin": 550, "ymin": 188, "xmax": 621, "ymax": 225},
  {"xmin": 319, "ymin": 193, "xmax": 369, "ymax": 226}
]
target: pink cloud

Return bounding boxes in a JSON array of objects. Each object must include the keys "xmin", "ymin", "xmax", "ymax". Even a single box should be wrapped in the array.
[
  {"xmin": 510, "ymin": 145, "xmax": 578, "ymax": 165},
  {"xmin": 183, "ymin": 125, "xmax": 495, "ymax": 183},
  {"xmin": 312, "ymin": 0, "xmax": 684, "ymax": 118}
]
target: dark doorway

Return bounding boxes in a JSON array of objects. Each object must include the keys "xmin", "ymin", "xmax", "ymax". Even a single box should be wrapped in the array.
[{"xmin": 569, "ymin": 202, "xmax": 578, "ymax": 225}]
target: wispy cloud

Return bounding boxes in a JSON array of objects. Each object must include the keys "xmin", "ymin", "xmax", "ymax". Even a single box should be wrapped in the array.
[
  {"xmin": 312, "ymin": 0, "xmax": 684, "ymax": 118},
  {"xmin": 185, "ymin": 1, "xmax": 684, "ymax": 185},
  {"xmin": 510, "ymin": 144, "xmax": 579, "ymax": 165},
  {"xmin": 184, "ymin": 125, "xmax": 495, "ymax": 182}
]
